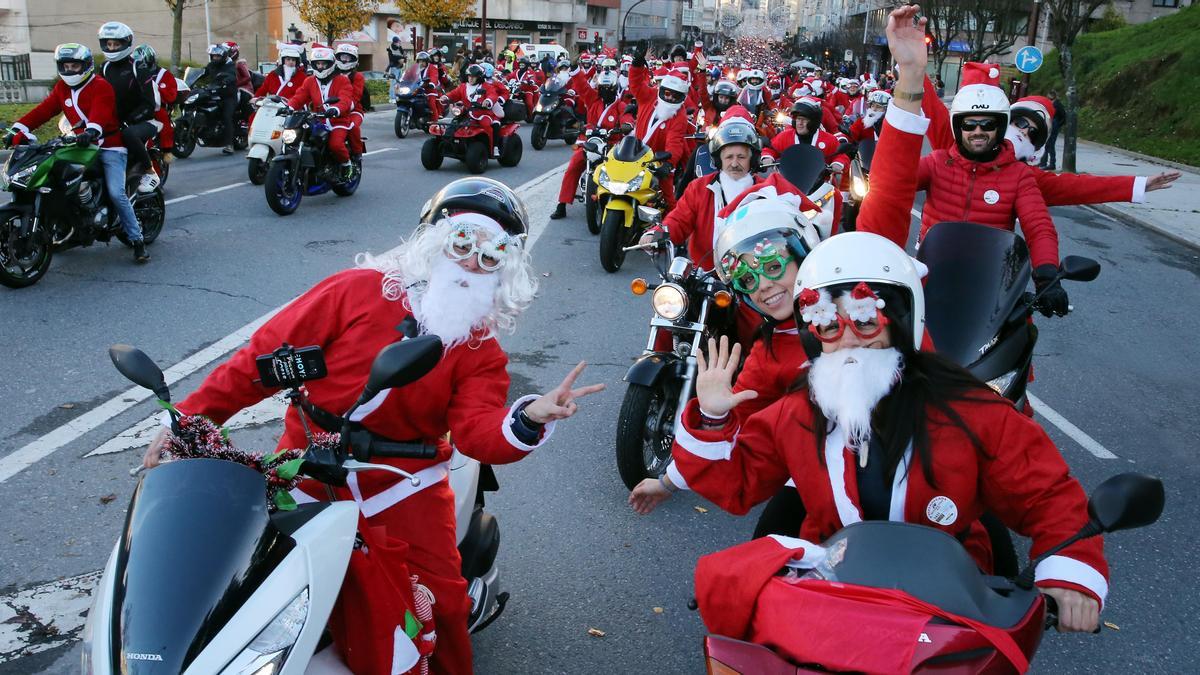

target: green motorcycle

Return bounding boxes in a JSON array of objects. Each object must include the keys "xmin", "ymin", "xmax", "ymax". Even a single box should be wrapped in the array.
[{"xmin": 0, "ymin": 126, "xmax": 165, "ymax": 288}]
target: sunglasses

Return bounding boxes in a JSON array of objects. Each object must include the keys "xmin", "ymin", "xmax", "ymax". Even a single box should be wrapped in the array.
[
  {"xmin": 445, "ymin": 224, "xmax": 518, "ymax": 272},
  {"xmin": 1012, "ymin": 116, "xmax": 1037, "ymax": 131},
  {"xmin": 808, "ymin": 310, "xmax": 889, "ymax": 343},
  {"xmin": 960, "ymin": 118, "xmax": 1000, "ymax": 132}
]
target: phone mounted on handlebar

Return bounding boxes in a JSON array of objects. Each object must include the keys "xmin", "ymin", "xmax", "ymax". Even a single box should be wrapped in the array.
[{"xmin": 255, "ymin": 343, "xmax": 328, "ymax": 388}]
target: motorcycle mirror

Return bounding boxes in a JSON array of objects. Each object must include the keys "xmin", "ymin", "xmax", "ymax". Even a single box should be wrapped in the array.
[
  {"xmin": 1087, "ymin": 472, "xmax": 1165, "ymax": 533},
  {"xmin": 357, "ymin": 335, "xmax": 444, "ymax": 405},
  {"xmin": 1059, "ymin": 255, "xmax": 1101, "ymax": 283},
  {"xmin": 652, "ymin": 150, "xmax": 672, "ymax": 163},
  {"xmin": 637, "ymin": 205, "xmax": 663, "ymax": 223},
  {"xmin": 109, "ymin": 344, "xmax": 170, "ymax": 402}
]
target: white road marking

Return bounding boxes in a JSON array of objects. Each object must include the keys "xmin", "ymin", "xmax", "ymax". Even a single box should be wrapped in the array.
[
  {"xmin": 163, "ymin": 194, "xmax": 197, "ymax": 205},
  {"xmin": 1027, "ymin": 393, "xmax": 1118, "ymax": 459},
  {"xmin": 0, "ymin": 164, "xmax": 565, "ymax": 482},
  {"xmin": 362, "ymin": 147, "xmax": 394, "ymax": 156},
  {"xmin": 0, "ymin": 571, "xmax": 99, "ymax": 663},
  {"xmin": 85, "ymin": 396, "xmax": 289, "ymax": 457},
  {"xmin": 201, "ymin": 181, "xmax": 248, "ymax": 195}
]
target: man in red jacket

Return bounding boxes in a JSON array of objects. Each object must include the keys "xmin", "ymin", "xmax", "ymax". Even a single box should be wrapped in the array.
[
  {"xmin": 443, "ymin": 64, "xmax": 503, "ymax": 150},
  {"xmin": 550, "ymin": 71, "xmax": 632, "ymax": 219},
  {"xmin": 251, "ymin": 45, "xmax": 306, "ymax": 129},
  {"xmin": 6, "ymin": 43, "xmax": 148, "ymax": 262},
  {"xmin": 334, "ymin": 43, "xmax": 366, "ymax": 159},
  {"xmin": 287, "ymin": 47, "xmax": 355, "ymax": 176},
  {"xmin": 628, "ymin": 45, "xmax": 693, "ymax": 209},
  {"xmin": 143, "ymin": 178, "xmax": 604, "ymax": 674}
]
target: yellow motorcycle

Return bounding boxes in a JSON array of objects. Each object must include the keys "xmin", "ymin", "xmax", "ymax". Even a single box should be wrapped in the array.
[{"xmin": 592, "ymin": 135, "xmax": 672, "ymax": 272}]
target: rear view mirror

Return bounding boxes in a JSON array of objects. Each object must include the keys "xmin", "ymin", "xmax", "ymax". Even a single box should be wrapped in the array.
[
  {"xmin": 1060, "ymin": 255, "xmax": 1101, "ymax": 282},
  {"xmin": 652, "ymin": 150, "xmax": 672, "ymax": 163},
  {"xmin": 109, "ymin": 344, "xmax": 170, "ymax": 401},
  {"xmin": 358, "ymin": 335, "xmax": 444, "ymax": 405},
  {"xmin": 1088, "ymin": 472, "xmax": 1164, "ymax": 533}
]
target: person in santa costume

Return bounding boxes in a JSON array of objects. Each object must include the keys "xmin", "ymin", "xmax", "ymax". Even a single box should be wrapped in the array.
[
  {"xmin": 550, "ymin": 71, "xmax": 633, "ymax": 219},
  {"xmin": 284, "ymin": 46, "xmax": 356, "ymax": 178},
  {"xmin": 142, "ymin": 178, "xmax": 605, "ymax": 674},
  {"xmin": 442, "ymin": 64, "xmax": 504, "ymax": 151},
  {"xmin": 334, "ymin": 43, "xmax": 367, "ymax": 160},
  {"xmin": 254, "ymin": 44, "xmax": 307, "ymax": 100},
  {"xmin": 627, "ymin": 44, "xmax": 691, "ymax": 209}
]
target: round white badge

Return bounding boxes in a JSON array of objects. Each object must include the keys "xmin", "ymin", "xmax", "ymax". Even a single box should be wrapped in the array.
[
  {"xmin": 925, "ymin": 496, "xmax": 958, "ymax": 525},
  {"xmin": 983, "ymin": 189, "xmax": 1000, "ymax": 205},
  {"xmin": 818, "ymin": 142, "xmax": 826, "ymax": 149},
  {"xmin": 64, "ymin": 99, "xmax": 74, "ymax": 108}
]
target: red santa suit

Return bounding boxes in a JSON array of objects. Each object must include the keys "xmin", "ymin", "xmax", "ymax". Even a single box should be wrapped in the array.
[
  {"xmin": 150, "ymin": 67, "xmax": 178, "ymax": 151},
  {"xmin": 420, "ymin": 63, "xmax": 445, "ymax": 120},
  {"xmin": 11, "ymin": 75, "xmax": 122, "ymax": 148},
  {"xmin": 444, "ymin": 81, "xmax": 502, "ymax": 146},
  {"xmin": 251, "ymin": 65, "xmax": 306, "ymax": 127},
  {"xmin": 287, "ymin": 73, "xmax": 355, "ymax": 163},
  {"xmin": 556, "ymin": 85, "xmax": 632, "ymax": 204},
  {"xmin": 628, "ymin": 64, "xmax": 690, "ymax": 208},
  {"xmin": 343, "ymin": 69, "xmax": 367, "ymax": 155},
  {"xmin": 175, "ymin": 268, "xmax": 555, "ymax": 675}
]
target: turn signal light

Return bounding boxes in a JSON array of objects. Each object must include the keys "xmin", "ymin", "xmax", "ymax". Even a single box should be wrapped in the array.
[
  {"xmin": 713, "ymin": 290, "xmax": 733, "ymax": 308},
  {"xmin": 631, "ymin": 278, "xmax": 648, "ymax": 295}
]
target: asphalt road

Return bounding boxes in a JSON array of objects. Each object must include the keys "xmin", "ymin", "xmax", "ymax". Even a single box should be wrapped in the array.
[{"xmin": 0, "ymin": 109, "xmax": 1197, "ymax": 674}]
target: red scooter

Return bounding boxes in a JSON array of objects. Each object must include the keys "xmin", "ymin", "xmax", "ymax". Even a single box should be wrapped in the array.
[
  {"xmin": 700, "ymin": 473, "xmax": 1163, "ymax": 674},
  {"xmin": 421, "ymin": 101, "xmax": 522, "ymax": 174}
]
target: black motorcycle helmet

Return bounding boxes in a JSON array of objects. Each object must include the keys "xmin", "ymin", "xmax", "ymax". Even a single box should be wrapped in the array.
[
  {"xmin": 464, "ymin": 64, "xmax": 485, "ymax": 85},
  {"xmin": 669, "ymin": 44, "xmax": 688, "ymax": 62},
  {"xmin": 421, "ymin": 178, "xmax": 530, "ymax": 237},
  {"xmin": 518, "ymin": 56, "xmax": 530, "ymax": 68},
  {"xmin": 709, "ymin": 121, "xmax": 762, "ymax": 171},
  {"xmin": 790, "ymin": 99, "xmax": 823, "ymax": 135},
  {"xmin": 711, "ymin": 80, "xmax": 739, "ymax": 113}
]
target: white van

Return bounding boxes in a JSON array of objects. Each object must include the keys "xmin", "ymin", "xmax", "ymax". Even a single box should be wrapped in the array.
[{"xmin": 516, "ymin": 43, "xmax": 569, "ymax": 65}]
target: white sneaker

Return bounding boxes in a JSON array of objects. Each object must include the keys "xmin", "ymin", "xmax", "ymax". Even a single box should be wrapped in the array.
[{"xmin": 137, "ymin": 171, "xmax": 160, "ymax": 194}]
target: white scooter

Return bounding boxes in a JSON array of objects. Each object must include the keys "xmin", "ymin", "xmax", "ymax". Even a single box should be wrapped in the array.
[
  {"xmin": 82, "ymin": 338, "xmax": 506, "ymax": 674},
  {"xmin": 246, "ymin": 96, "xmax": 289, "ymax": 186}
]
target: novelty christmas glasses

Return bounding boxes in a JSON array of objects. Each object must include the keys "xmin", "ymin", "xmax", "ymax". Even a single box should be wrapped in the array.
[
  {"xmin": 720, "ymin": 239, "xmax": 794, "ymax": 294},
  {"xmin": 798, "ymin": 282, "xmax": 889, "ymax": 343},
  {"xmin": 445, "ymin": 222, "xmax": 519, "ymax": 272}
]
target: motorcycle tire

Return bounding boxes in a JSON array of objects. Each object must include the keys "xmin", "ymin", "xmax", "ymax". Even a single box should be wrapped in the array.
[
  {"xmin": 117, "ymin": 190, "xmax": 165, "ymax": 245},
  {"xmin": 0, "ymin": 208, "xmax": 52, "ymax": 289},
  {"xmin": 247, "ymin": 157, "xmax": 269, "ymax": 185},
  {"xmin": 585, "ymin": 181, "xmax": 601, "ymax": 235},
  {"xmin": 172, "ymin": 119, "xmax": 195, "ymax": 158},
  {"xmin": 615, "ymin": 381, "xmax": 679, "ymax": 490},
  {"xmin": 465, "ymin": 140, "xmax": 488, "ymax": 175},
  {"xmin": 264, "ymin": 162, "xmax": 302, "ymax": 216},
  {"xmin": 498, "ymin": 134, "xmax": 522, "ymax": 168},
  {"xmin": 530, "ymin": 121, "xmax": 548, "ymax": 151},
  {"xmin": 332, "ymin": 157, "xmax": 362, "ymax": 197},
  {"xmin": 233, "ymin": 130, "xmax": 249, "ymax": 152},
  {"xmin": 421, "ymin": 138, "xmax": 443, "ymax": 170},
  {"xmin": 152, "ymin": 150, "xmax": 170, "ymax": 188},
  {"xmin": 598, "ymin": 208, "xmax": 627, "ymax": 273},
  {"xmin": 394, "ymin": 111, "xmax": 411, "ymax": 139}
]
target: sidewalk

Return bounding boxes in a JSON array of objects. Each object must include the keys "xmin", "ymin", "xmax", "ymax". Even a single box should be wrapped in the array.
[{"xmin": 1060, "ymin": 139, "xmax": 1200, "ymax": 251}]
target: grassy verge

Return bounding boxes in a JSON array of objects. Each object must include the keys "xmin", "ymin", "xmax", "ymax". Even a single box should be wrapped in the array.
[
  {"xmin": 0, "ymin": 103, "xmax": 60, "ymax": 142},
  {"xmin": 1031, "ymin": 4, "xmax": 1200, "ymax": 166}
]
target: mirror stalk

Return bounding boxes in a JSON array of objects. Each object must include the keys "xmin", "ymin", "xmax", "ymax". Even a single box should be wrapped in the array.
[{"xmin": 1013, "ymin": 519, "xmax": 1102, "ymax": 590}]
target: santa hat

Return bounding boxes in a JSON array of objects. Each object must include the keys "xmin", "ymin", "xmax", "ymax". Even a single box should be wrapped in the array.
[
  {"xmin": 1013, "ymin": 95, "xmax": 1054, "ymax": 123},
  {"xmin": 717, "ymin": 173, "xmax": 822, "ymax": 220},
  {"xmin": 667, "ymin": 64, "xmax": 691, "ymax": 82},
  {"xmin": 718, "ymin": 104, "xmax": 756, "ymax": 125},
  {"xmin": 653, "ymin": 65, "xmax": 669, "ymax": 82},
  {"xmin": 960, "ymin": 61, "xmax": 1001, "ymax": 88}
]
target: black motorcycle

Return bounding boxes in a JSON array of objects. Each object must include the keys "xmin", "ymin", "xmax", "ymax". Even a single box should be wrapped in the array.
[
  {"xmin": 530, "ymin": 81, "xmax": 583, "ymax": 150},
  {"xmin": 0, "ymin": 127, "xmax": 165, "ymax": 288},
  {"xmin": 615, "ymin": 238, "xmax": 737, "ymax": 489},
  {"xmin": 392, "ymin": 65, "xmax": 434, "ymax": 139},
  {"xmin": 263, "ymin": 102, "xmax": 362, "ymax": 216},
  {"xmin": 172, "ymin": 68, "xmax": 249, "ymax": 158}
]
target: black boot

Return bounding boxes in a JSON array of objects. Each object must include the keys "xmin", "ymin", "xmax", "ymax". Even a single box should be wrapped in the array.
[
  {"xmin": 550, "ymin": 203, "xmax": 567, "ymax": 219},
  {"xmin": 133, "ymin": 240, "xmax": 150, "ymax": 263}
]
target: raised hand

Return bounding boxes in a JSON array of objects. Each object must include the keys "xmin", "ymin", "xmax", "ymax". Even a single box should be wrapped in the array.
[
  {"xmin": 694, "ymin": 336, "xmax": 757, "ymax": 419},
  {"xmin": 522, "ymin": 361, "xmax": 606, "ymax": 424},
  {"xmin": 886, "ymin": 5, "xmax": 929, "ymax": 73}
]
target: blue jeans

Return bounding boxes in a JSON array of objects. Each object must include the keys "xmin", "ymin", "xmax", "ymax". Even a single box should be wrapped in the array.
[{"xmin": 99, "ymin": 149, "xmax": 142, "ymax": 242}]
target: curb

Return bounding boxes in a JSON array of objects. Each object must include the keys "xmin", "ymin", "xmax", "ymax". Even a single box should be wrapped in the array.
[
  {"xmin": 1077, "ymin": 139, "xmax": 1199, "ymax": 174},
  {"xmin": 1083, "ymin": 203, "xmax": 1200, "ymax": 253}
]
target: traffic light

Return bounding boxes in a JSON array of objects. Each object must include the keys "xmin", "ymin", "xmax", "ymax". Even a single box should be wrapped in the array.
[{"xmin": 924, "ymin": 34, "xmax": 933, "ymax": 46}]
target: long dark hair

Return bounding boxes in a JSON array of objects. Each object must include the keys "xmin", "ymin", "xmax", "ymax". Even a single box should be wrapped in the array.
[{"xmin": 788, "ymin": 283, "xmax": 1005, "ymax": 488}]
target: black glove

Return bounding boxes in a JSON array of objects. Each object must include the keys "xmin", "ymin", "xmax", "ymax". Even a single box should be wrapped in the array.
[
  {"xmin": 75, "ymin": 129, "xmax": 100, "ymax": 147},
  {"xmin": 324, "ymin": 105, "xmax": 341, "ymax": 117},
  {"xmin": 1032, "ymin": 264, "xmax": 1070, "ymax": 317},
  {"xmin": 1, "ymin": 131, "xmax": 14, "ymax": 149},
  {"xmin": 632, "ymin": 42, "xmax": 648, "ymax": 69}
]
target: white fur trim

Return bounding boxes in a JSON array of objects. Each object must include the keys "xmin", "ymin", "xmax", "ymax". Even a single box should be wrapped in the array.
[
  {"xmin": 1131, "ymin": 176, "xmax": 1147, "ymax": 204},
  {"xmin": 675, "ymin": 411, "xmax": 735, "ymax": 461},
  {"xmin": 884, "ymin": 101, "xmax": 930, "ymax": 136},
  {"xmin": 1035, "ymin": 554, "xmax": 1109, "ymax": 609},
  {"xmin": 86, "ymin": 122, "xmax": 104, "ymax": 135},
  {"xmin": 772, "ymin": 535, "xmax": 829, "ymax": 569},
  {"xmin": 11, "ymin": 122, "xmax": 29, "ymax": 134},
  {"xmin": 824, "ymin": 425, "xmax": 862, "ymax": 526},
  {"xmin": 665, "ymin": 460, "xmax": 691, "ymax": 491},
  {"xmin": 501, "ymin": 394, "xmax": 557, "ymax": 451}
]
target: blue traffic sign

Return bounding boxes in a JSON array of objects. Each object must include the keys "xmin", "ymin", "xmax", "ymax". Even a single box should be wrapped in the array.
[{"xmin": 1014, "ymin": 46, "xmax": 1044, "ymax": 74}]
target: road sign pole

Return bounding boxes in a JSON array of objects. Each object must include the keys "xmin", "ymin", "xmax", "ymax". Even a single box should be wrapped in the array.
[{"xmin": 1019, "ymin": 0, "xmax": 1042, "ymax": 98}]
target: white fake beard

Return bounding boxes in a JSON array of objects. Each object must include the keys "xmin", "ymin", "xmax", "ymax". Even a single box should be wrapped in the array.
[
  {"xmin": 409, "ymin": 256, "xmax": 499, "ymax": 349},
  {"xmin": 654, "ymin": 99, "xmax": 682, "ymax": 121},
  {"xmin": 860, "ymin": 109, "xmax": 883, "ymax": 128},
  {"xmin": 283, "ymin": 65, "xmax": 295, "ymax": 81},
  {"xmin": 808, "ymin": 347, "xmax": 904, "ymax": 461},
  {"xmin": 1007, "ymin": 126, "xmax": 1040, "ymax": 164},
  {"xmin": 718, "ymin": 171, "xmax": 753, "ymax": 201}
]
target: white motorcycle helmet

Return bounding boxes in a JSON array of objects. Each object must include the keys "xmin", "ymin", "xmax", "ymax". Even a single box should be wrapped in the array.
[
  {"xmin": 742, "ymin": 68, "xmax": 766, "ymax": 90},
  {"xmin": 334, "ymin": 43, "xmax": 359, "ymax": 72},
  {"xmin": 278, "ymin": 44, "xmax": 302, "ymax": 63},
  {"xmin": 658, "ymin": 74, "xmax": 689, "ymax": 106},
  {"xmin": 793, "ymin": 232, "xmax": 929, "ymax": 349},
  {"xmin": 309, "ymin": 47, "xmax": 336, "ymax": 79},
  {"xmin": 716, "ymin": 198, "xmax": 821, "ymax": 285},
  {"xmin": 949, "ymin": 64, "xmax": 1010, "ymax": 134},
  {"xmin": 97, "ymin": 21, "xmax": 134, "ymax": 62}
]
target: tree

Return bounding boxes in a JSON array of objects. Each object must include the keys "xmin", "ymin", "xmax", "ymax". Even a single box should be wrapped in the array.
[
  {"xmin": 163, "ymin": 0, "xmax": 202, "ymax": 75},
  {"xmin": 288, "ymin": 0, "xmax": 381, "ymax": 45},
  {"xmin": 1043, "ymin": 0, "xmax": 1108, "ymax": 172},
  {"xmin": 922, "ymin": 0, "xmax": 970, "ymax": 77},
  {"xmin": 961, "ymin": 0, "xmax": 1029, "ymax": 63},
  {"xmin": 395, "ymin": 0, "xmax": 476, "ymax": 32}
]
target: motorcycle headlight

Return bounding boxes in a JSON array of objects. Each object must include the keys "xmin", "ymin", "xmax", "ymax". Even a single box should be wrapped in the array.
[
  {"xmin": 985, "ymin": 370, "xmax": 1019, "ymax": 396},
  {"xmin": 185, "ymin": 93, "xmax": 200, "ymax": 105},
  {"xmin": 398, "ymin": 86, "xmax": 411, "ymax": 95},
  {"xmin": 280, "ymin": 129, "xmax": 298, "ymax": 144},
  {"xmin": 597, "ymin": 166, "xmax": 611, "ymax": 189},
  {"xmin": 652, "ymin": 283, "xmax": 688, "ymax": 321},
  {"xmin": 8, "ymin": 164, "xmax": 37, "ymax": 188},
  {"xmin": 226, "ymin": 589, "xmax": 309, "ymax": 675},
  {"xmin": 851, "ymin": 175, "xmax": 869, "ymax": 201},
  {"xmin": 627, "ymin": 172, "xmax": 645, "ymax": 192},
  {"xmin": 535, "ymin": 103, "xmax": 543, "ymax": 112},
  {"xmin": 775, "ymin": 111, "xmax": 789, "ymax": 125}
]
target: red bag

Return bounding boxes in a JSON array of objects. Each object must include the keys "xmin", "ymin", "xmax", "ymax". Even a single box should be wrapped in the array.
[{"xmin": 327, "ymin": 519, "xmax": 436, "ymax": 675}]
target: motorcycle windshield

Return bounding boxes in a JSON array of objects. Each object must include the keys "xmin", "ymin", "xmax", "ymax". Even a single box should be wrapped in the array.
[
  {"xmin": 779, "ymin": 144, "xmax": 827, "ymax": 193},
  {"xmin": 857, "ymin": 135, "xmax": 877, "ymax": 171},
  {"xmin": 111, "ymin": 459, "xmax": 295, "ymax": 672},
  {"xmin": 183, "ymin": 66, "xmax": 204, "ymax": 88},
  {"xmin": 817, "ymin": 521, "xmax": 1037, "ymax": 627},
  {"xmin": 917, "ymin": 221, "xmax": 1031, "ymax": 367},
  {"xmin": 399, "ymin": 64, "xmax": 421, "ymax": 87},
  {"xmin": 612, "ymin": 135, "xmax": 649, "ymax": 163}
]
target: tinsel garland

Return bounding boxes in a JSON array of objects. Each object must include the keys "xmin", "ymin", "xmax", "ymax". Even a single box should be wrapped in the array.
[{"xmin": 158, "ymin": 401, "xmax": 339, "ymax": 511}]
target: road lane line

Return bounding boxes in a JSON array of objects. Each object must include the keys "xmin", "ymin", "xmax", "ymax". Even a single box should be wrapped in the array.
[
  {"xmin": 0, "ymin": 571, "xmax": 99, "ymax": 664},
  {"xmin": 1026, "ymin": 393, "xmax": 1119, "ymax": 459},
  {"xmin": 164, "ymin": 194, "xmax": 197, "ymax": 206},
  {"xmin": 362, "ymin": 147, "xmax": 394, "ymax": 156},
  {"xmin": 0, "ymin": 166, "xmax": 566, "ymax": 483},
  {"xmin": 201, "ymin": 181, "xmax": 248, "ymax": 195}
]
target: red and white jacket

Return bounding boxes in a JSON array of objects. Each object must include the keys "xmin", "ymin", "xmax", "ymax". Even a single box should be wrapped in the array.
[
  {"xmin": 286, "ymin": 74, "xmax": 354, "ymax": 126},
  {"xmin": 628, "ymin": 65, "xmax": 689, "ymax": 168},
  {"xmin": 256, "ymin": 66, "xmax": 307, "ymax": 98},
  {"xmin": 662, "ymin": 172, "xmax": 764, "ymax": 270},
  {"xmin": 176, "ymin": 269, "xmax": 553, "ymax": 516},
  {"xmin": 149, "ymin": 67, "xmax": 178, "ymax": 134},
  {"xmin": 763, "ymin": 126, "xmax": 849, "ymax": 167},
  {"xmin": 444, "ymin": 82, "xmax": 502, "ymax": 124},
  {"xmin": 13, "ymin": 75, "xmax": 123, "ymax": 149}
]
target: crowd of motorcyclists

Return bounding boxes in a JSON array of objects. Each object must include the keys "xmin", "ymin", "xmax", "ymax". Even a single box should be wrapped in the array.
[{"xmin": 2, "ymin": 4, "xmax": 1187, "ymax": 674}]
